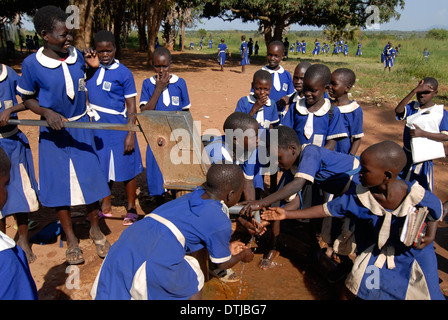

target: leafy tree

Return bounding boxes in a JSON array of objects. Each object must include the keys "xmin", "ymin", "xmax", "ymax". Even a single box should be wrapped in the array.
[{"xmin": 202, "ymin": 0, "xmax": 405, "ymax": 46}]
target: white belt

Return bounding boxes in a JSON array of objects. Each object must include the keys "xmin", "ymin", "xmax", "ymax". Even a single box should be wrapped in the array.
[
  {"xmin": 67, "ymin": 108, "xmax": 88, "ymax": 122},
  {"xmin": 87, "ymin": 103, "xmax": 127, "ymax": 121}
]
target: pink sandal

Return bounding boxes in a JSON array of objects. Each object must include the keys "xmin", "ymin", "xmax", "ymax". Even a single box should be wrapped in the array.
[{"xmin": 123, "ymin": 209, "xmax": 138, "ymax": 226}]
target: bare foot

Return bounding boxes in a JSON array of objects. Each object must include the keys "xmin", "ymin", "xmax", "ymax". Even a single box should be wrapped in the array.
[
  {"xmin": 258, "ymin": 250, "xmax": 279, "ymax": 270},
  {"xmin": 17, "ymin": 238, "xmax": 37, "ymax": 263}
]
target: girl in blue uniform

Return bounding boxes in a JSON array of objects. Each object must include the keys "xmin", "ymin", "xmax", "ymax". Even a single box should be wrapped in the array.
[
  {"xmin": 217, "ymin": 38, "xmax": 229, "ymax": 71},
  {"xmin": 236, "ymin": 70, "xmax": 279, "ymax": 130},
  {"xmin": 0, "ymin": 64, "xmax": 39, "ymax": 263},
  {"xmin": 91, "ymin": 164, "xmax": 254, "ymax": 300},
  {"xmin": 140, "ymin": 47, "xmax": 191, "ymax": 203},
  {"xmin": 0, "ymin": 148, "xmax": 38, "ymax": 300},
  {"xmin": 262, "ymin": 141, "xmax": 445, "ymax": 300},
  {"xmin": 240, "ymin": 35, "xmax": 249, "ymax": 73},
  {"xmin": 86, "ymin": 30, "xmax": 143, "ymax": 225},
  {"xmin": 17, "ymin": 6, "xmax": 111, "ymax": 265},
  {"xmin": 343, "ymin": 42, "xmax": 349, "ymax": 56},
  {"xmin": 258, "ymin": 41, "xmax": 295, "ymax": 121},
  {"xmin": 278, "ymin": 61, "xmax": 311, "ymax": 128},
  {"xmin": 395, "ymin": 77, "xmax": 448, "ymax": 192},
  {"xmin": 301, "ymin": 40, "xmax": 306, "ymax": 54},
  {"xmin": 328, "ymin": 68, "xmax": 364, "ymax": 155},
  {"xmin": 291, "ymin": 64, "xmax": 347, "ymax": 150},
  {"xmin": 356, "ymin": 43, "xmax": 362, "ymax": 56}
]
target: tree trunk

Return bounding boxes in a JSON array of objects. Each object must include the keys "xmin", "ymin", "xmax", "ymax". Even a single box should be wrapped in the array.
[{"xmin": 146, "ymin": 0, "xmax": 168, "ymax": 66}]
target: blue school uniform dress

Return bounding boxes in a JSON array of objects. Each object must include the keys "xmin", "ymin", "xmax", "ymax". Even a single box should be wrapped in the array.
[
  {"xmin": 324, "ymin": 181, "xmax": 445, "ymax": 300},
  {"xmin": 301, "ymin": 42, "xmax": 306, "ymax": 54},
  {"xmin": 204, "ymin": 135, "xmax": 264, "ymax": 189},
  {"xmin": 335, "ymin": 101, "xmax": 364, "ymax": 154},
  {"xmin": 0, "ymin": 65, "xmax": 38, "ymax": 218},
  {"xmin": 86, "ymin": 59, "xmax": 143, "ymax": 183},
  {"xmin": 218, "ymin": 43, "xmax": 228, "ymax": 66},
  {"xmin": 332, "ymin": 43, "xmax": 338, "ymax": 55},
  {"xmin": 235, "ymin": 93, "xmax": 279, "ymax": 130},
  {"xmin": 384, "ymin": 46, "xmax": 396, "ymax": 67},
  {"xmin": 17, "ymin": 47, "xmax": 110, "ymax": 207},
  {"xmin": 312, "ymin": 41, "xmax": 320, "ymax": 55},
  {"xmin": 278, "ymin": 145, "xmax": 360, "ymax": 204},
  {"xmin": 292, "ymin": 98, "xmax": 348, "ymax": 148},
  {"xmin": 356, "ymin": 44, "xmax": 362, "ymax": 56},
  {"xmin": 91, "ymin": 188, "xmax": 232, "ymax": 300},
  {"xmin": 240, "ymin": 41, "xmax": 249, "ymax": 66},
  {"xmin": 139, "ymin": 74, "xmax": 191, "ymax": 196},
  {"xmin": 344, "ymin": 43, "xmax": 349, "ymax": 56},
  {"xmin": 0, "ymin": 232, "xmax": 38, "ymax": 300},
  {"xmin": 396, "ymin": 101, "xmax": 448, "ymax": 191}
]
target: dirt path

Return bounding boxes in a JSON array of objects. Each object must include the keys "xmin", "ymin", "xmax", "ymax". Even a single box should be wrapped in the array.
[{"xmin": 4, "ymin": 49, "xmax": 448, "ymax": 300}]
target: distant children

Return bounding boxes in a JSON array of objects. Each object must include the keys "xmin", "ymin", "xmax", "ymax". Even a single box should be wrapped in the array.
[
  {"xmin": 235, "ymin": 70, "xmax": 279, "ymax": 130},
  {"xmin": 91, "ymin": 164, "xmax": 254, "ymax": 300},
  {"xmin": 301, "ymin": 40, "xmax": 306, "ymax": 54},
  {"xmin": 240, "ymin": 126, "xmax": 361, "ymax": 269},
  {"xmin": 423, "ymin": 48, "xmax": 430, "ymax": 61},
  {"xmin": 356, "ymin": 43, "xmax": 362, "ymax": 56},
  {"xmin": 328, "ymin": 68, "xmax": 364, "ymax": 155},
  {"xmin": 85, "ymin": 30, "xmax": 143, "ymax": 226},
  {"xmin": 240, "ymin": 35, "xmax": 249, "ymax": 73},
  {"xmin": 0, "ymin": 147, "xmax": 38, "ymax": 300},
  {"xmin": 261, "ymin": 141, "xmax": 445, "ymax": 300},
  {"xmin": 291, "ymin": 64, "xmax": 347, "ymax": 150},
  {"xmin": 140, "ymin": 47, "xmax": 191, "ymax": 204},
  {"xmin": 343, "ymin": 42, "xmax": 348, "ymax": 56},
  {"xmin": 17, "ymin": 5, "xmax": 111, "ymax": 265},
  {"xmin": 312, "ymin": 39, "xmax": 320, "ymax": 55},
  {"xmin": 395, "ymin": 77, "xmax": 448, "ymax": 191},
  {"xmin": 217, "ymin": 38, "xmax": 229, "ymax": 71},
  {"xmin": 383, "ymin": 42, "xmax": 396, "ymax": 72},
  {"xmin": 0, "ymin": 64, "xmax": 39, "ymax": 263}
]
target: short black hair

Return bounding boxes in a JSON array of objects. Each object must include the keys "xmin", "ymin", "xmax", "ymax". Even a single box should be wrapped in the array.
[
  {"xmin": 0, "ymin": 147, "xmax": 11, "ymax": 177},
  {"xmin": 304, "ymin": 64, "xmax": 331, "ymax": 86},
  {"xmin": 153, "ymin": 46, "xmax": 172, "ymax": 63},
  {"xmin": 94, "ymin": 30, "xmax": 116, "ymax": 47},
  {"xmin": 362, "ymin": 140, "xmax": 407, "ymax": 174},
  {"xmin": 253, "ymin": 69, "xmax": 272, "ymax": 84},
  {"xmin": 34, "ymin": 5, "xmax": 68, "ymax": 35},
  {"xmin": 422, "ymin": 77, "xmax": 439, "ymax": 91},
  {"xmin": 333, "ymin": 68, "xmax": 356, "ymax": 87},
  {"xmin": 295, "ymin": 61, "xmax": 312, "ymax": 72},
  {"xmin": 223, "ymin": 112, "xmax": 259, "ymax": 132},
  {"xmin": 205, "ymin": 163, "xmax": 244, "ymax": 194},
  {"xmin": 268, "ymin": 40, "xmax": 285, "ymax": 53},
  {"xmin": 267, "ymin": 125, "xmax": 301, "ymax": 151}
]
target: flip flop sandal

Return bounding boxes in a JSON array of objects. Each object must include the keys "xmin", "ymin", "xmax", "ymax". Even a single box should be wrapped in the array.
[
  {"xmin": 123, "ymin": 210, "xmax": 138, "ymax": 226},
  {"xmin": 86, "ymin": 211, "xmax": 113, "ymax": 222},
  {"xmin": 66, "ymin": 247, "xmax": 85, "ymax": 265},
  {"xmin": 89, "ymin": 231, "xmax": 111, "ymax": 258},
  {"xmin": 210, "ymin": 268, "xmax": 240, "ymax": 283}
]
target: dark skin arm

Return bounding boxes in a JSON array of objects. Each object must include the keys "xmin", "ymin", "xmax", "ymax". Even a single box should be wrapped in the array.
[
  {"xmin": 239, "ymin": 176, "xmax": 307, "ymax": 215},
  {"xmin": 23, "ymin": 95, "xmax": 67, "ymax": 130},
  {"xmin": 140, "ymin": 69, "xmax": 170, "ymax": 111},
  {"xmin": 395, "ymin": 79, "xmax": 433, "ymax": 115},
  {"xmin": 124, "ymin": 96, "xmax": 138, "ymax": 154},
  {"xmin": 0, "ymin": 103, "xmax": 26, "ymax": 126}
]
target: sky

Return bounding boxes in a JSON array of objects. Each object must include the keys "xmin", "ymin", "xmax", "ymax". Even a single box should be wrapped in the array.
[{"xmin": 191, "ymin": 0, "xmax": 448, "ymax": 31}]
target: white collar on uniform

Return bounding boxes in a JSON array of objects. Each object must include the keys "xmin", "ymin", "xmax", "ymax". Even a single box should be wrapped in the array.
[
  {"xmin": 337, "ymin": 101, "xmax": 360, "ymax": 114},
  {"xmin": 247, "ymin": 92, "xmax": 271, "ymax": 106},
  {"xmin": 36, "ymin": 46, "xmax": 78, "ymax": 68},
  {"xmin": 262, "ymin": 65, "xmax": 284, "ymax": 92},
  {"xmin": 149, "ymin": 74, "xmax": 179, "ymax": 85},
  {"xmin": 149, "ymin": 74, "xmax": 179, "ymax": 106},
  {"xmin": 0, "ymin": 64, "xmax": 7, "ymax": 82},
  {"xmin": 96, "ymin": 59, "xmax": 120, "ymax": 86},
  {"xmin": 291, "ymin": 91, "xmax": 304, "ymax": 103},
  {"xmin": 295, "ymin": 98, "xmax": 331, "ymax": 116},
  {"xmin": 36, "ymin": 46, "xmax": 78, "ymax": 100}
]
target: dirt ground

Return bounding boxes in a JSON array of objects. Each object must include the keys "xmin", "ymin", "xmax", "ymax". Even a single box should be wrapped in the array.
[{"xmin": 4, "ymin": 48, "xmax": 448, "ymax": 300}]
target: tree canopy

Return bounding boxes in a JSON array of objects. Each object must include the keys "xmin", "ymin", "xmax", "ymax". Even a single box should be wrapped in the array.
[{"xmin": 202, "ymin": 0, "xmax": 405, "ymax": 45}]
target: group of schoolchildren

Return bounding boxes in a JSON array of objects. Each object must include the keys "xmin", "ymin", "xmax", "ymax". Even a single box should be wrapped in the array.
[{"xmin": 0, "ymin": 5, "xmax": 447, "ymax": 301}]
